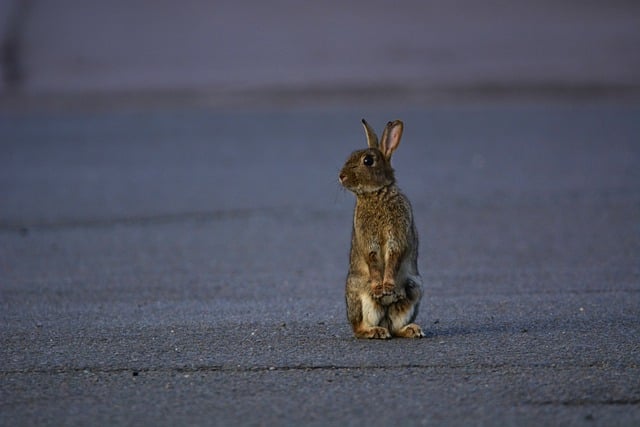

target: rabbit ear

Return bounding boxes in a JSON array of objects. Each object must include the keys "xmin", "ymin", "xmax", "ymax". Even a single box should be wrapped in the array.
[
  {"xmin": 380, "ymin": 120, "xmax": 403, "ymax": 160},
  {"xmin": 361, "ymin": 118, "xmax": 379, "ymax": 149}
]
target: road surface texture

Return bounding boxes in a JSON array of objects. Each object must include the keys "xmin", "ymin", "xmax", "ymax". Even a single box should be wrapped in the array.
[
  {"xmin": 2, "ymin": 105, "xmax": 639, "ymax": 426},
  {"xmin": 1, "ymin": 1, "xmax": 640, "ymax": 426}
]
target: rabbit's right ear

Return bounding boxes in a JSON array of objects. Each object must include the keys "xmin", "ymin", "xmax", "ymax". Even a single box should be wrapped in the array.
[{"xmin": 361, "ymin": 118, "xmax": 379, "ymax": 149}]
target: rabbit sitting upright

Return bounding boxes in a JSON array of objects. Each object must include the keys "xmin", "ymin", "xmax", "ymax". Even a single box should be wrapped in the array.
[{"xmin": 339, "ymin": 119, "xmax": 424, "ymax": 339}]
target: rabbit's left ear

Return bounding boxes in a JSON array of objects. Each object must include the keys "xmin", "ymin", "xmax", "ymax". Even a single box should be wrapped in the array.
[
  {"xmin": 380, "ymin": 120, "xmax": 403, "ymax": 160},
  {"xmin": 361, "ymin": 118, "xmax": 379, "ymax": 149}
]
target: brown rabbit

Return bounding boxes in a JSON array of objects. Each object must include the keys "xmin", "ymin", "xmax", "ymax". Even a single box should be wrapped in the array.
[{"xmin": 339, "ymin": 119, "xmax": 424, "ymax": 339}]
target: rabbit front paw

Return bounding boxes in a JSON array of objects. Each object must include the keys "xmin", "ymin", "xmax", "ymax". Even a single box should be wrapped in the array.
[
  {"xmin": 394, "ymin": 286, "xmax": 407, "ymax": 301},
  {"xmin": 371, "ymin": 280, "xmax": 395, "ymax": 299}
]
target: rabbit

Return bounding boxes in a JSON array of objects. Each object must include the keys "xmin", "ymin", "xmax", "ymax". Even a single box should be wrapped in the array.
[{"xmin": 338, "ymin": 119, "xmax": 424, "ymax": 339}]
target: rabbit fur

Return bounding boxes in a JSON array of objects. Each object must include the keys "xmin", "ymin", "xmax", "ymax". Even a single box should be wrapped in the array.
[{"xmin": 339, "ymin": 119, "xmax": 424, "ymax": 339}]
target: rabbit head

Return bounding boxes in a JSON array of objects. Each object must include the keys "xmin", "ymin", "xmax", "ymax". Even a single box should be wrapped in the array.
[{"xmin": 339, "ymin": 119, "xmax": 404, "ymax": 194}]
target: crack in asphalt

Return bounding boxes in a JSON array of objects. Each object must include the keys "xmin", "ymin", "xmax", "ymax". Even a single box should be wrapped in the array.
[
  {"xmin": 2, "ymin": 360, "xmax": 637, "ymax": 376},
  {"xmin": 532, "ymin": 398, "xmax": 640, "ymax": 407},
  {"xmin": 3, "ymin": 363, "xmax": 639, "ymax": 409},
  {"xmin": 0, "ymin": 206, "xmax": 297, "ymax": 233}
]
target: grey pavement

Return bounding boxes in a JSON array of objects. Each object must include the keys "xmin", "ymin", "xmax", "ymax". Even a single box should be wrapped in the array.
[
  {"xmin": 2, "ymin": 1, "xmax": 640, "ymax": 426},
  {"xmin": 2, "ymin": 105, "xmax": 639, "ymax": 426}
]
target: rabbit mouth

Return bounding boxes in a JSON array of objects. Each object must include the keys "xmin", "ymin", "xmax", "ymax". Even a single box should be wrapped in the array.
[
  {"xmin": 341, "ymin": 180, "xmax": 386, "ymax": 195},
  {"xmin": 338, "ymin": 174, "xmax": 360, "ymax": 192},
  {"xmin": 340, "ymin": 170, "xmax": 388, "ymax": 194}
]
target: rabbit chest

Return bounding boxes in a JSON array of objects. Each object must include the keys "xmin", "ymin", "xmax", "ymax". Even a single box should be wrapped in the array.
[{"xmin": 352, "ymin": 189, "xmax": 412, "ymax": 259}]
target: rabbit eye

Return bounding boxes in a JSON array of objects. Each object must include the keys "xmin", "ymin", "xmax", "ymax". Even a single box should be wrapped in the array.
[{"xmin": 363, "ymin": 155, "xmax": 374, "ymax": 166}]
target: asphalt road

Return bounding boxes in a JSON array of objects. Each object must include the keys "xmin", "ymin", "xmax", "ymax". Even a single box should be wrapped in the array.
[{"xmin": 1, "ymin": 104, "xmax": 639, "ymax": 426}]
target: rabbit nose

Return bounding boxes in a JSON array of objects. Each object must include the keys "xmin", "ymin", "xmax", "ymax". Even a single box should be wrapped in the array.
[{"xmin": 339, "ymin": 173, "xmax": 347, "ymax": 183}]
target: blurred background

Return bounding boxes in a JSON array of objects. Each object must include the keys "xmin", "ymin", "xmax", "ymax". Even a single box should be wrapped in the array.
[{"xmin": 1, "ymin": 0, "xmax": 639, "ymax": 109}]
